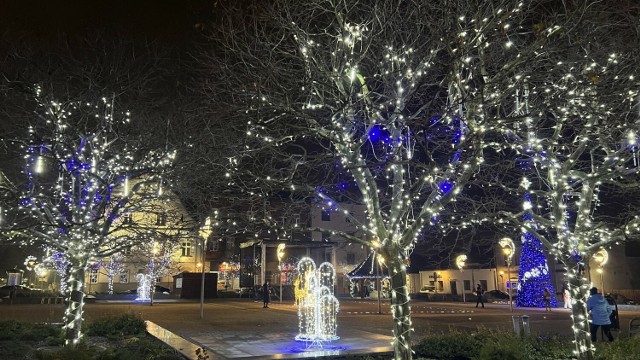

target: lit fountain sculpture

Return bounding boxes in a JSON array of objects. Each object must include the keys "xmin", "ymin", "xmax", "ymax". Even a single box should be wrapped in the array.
[
  {"xmin": 135, "ymin": 273, "xmax": 151, "ymax": 301},
  {"xmin": 295, "ymin": 257, "xmax": 339, "ymax": 348}
]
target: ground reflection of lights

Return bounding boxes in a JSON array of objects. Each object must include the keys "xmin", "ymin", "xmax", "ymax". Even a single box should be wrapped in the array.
[{"xmin": 275, "ymin": 340, "xmax": 349, "ymax": 355}]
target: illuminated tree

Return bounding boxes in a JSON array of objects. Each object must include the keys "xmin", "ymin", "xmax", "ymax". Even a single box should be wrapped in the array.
[
  {"xmin": 98, "ymin": 254, "xmax": 124, "ymax": 295},
  {"xmin": 3, "ymin": 91, "xmax": 175, "ymax": 346},
  {"xmin": 488, "ymin": 4, "xmax": 640, "ymax": 358},
  {"xmin": 130, "ymin": 238, "xmax": 181, "ymax": 305},
  {"xmin": 200, "ymin": 1, "xmax": 591, "ymax": 357},
  {"xmin": 515, "ymin": 194, "xmax": 557, "ymax": 308}
]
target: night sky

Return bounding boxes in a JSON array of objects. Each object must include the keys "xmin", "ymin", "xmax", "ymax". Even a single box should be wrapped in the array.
[{"xmin": 0, "ymin": 1, "xmax": 211, "ymax": 42}]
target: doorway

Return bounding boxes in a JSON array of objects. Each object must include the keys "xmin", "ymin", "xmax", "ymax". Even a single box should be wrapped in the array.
[{"xmin": 450, "ymin": 280, "xmax": 458, "ymax": 296}]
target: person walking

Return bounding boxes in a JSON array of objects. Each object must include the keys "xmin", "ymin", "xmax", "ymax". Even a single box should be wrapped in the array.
[
  {"xmin": 543, "ymin": 288, "xmax": 552, "ymax": 311},
  {"xmin": 262, "ymin": 281, "xmax": 271, "ymax": 308},
  {"xmin": 587, "ymin": 287, "xmax": 614, "ymax": 342},
  {"xmin": 475, "ymin": 284, "xmax": 484, "ymax": 308}
]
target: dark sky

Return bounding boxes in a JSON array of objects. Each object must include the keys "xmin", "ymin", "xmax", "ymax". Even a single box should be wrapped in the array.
[{"xmin": 0, "ymin": 0, "xmax": 211, "ymax": 43}]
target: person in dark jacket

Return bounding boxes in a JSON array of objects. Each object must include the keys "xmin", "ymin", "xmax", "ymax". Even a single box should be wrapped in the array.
[
  {"xmin": 262, "ymin": 281, "xmax": 271, "ymax": 308},
  {"xmin": 475, "ymin": 284, "xmax": 484, "ymax": 308},
  {"xmin": 587, "ymin": 287, "xmax": 614, "ymax": 342}
]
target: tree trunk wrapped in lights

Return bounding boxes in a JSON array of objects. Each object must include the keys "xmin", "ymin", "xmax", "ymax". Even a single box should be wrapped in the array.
[
  {"xmin": 486, "ymin": 3, "xmax": 640, "ymax": 359},
  {"xmin": 3, "ymin": 92, "xmax": 176, "ymax": 346},
  {"xmin": 199, "ymin": 1, "xmax": 625, "ymax": 358}
]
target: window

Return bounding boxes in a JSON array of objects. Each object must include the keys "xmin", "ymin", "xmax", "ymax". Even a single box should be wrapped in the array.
[
  {"xmin": 156, "ymin": 213, "xmax": 167, "ymax": 226},
  {"xmin": 89, "ymin": 269, "xmax": 98, "ymax": 284},
  {"xmin": 321, "ymin": 210, "xmax": 331, "ymax": 221},
  {"xmin": 464, "ymin": 280, "xmax": 471, "ymax": 291},
  {"xmin": 480, "ymin": 280, "xmax": 488, "ymax": 292},
  {"xmin": 119, "ymin": 270, "xmax": 129, "ymax": 283},
  {"xmin": 294, "ymin": 215, "xmax": 300, "ymax": 227},
  {"xmin": 346, "ymin": 253, "xmax": 356, "ymax": 265},
  {"xmin": 181, "ymin": 240, "xmax": 192, "ymax": 257},
  {"xmin": 123, "ymin": 213, "xmax": 133, "ymax": 224},
  {"xmin": 208, "ymin": 239, "xmax": 220, "ymax": 252},
  {"xmin": 322, "ymin": 232, "xmax": 330, "ymax": 242}
]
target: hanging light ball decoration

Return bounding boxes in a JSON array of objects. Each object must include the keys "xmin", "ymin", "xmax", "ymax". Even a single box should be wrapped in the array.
[{"xmin": 295, "ymin": 257, "xmax": 339, "ymax": 344}]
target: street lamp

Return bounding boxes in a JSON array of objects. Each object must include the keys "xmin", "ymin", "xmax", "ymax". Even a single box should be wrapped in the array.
[
  {"xmin": 455, "ymin": 254, "xmax": 467, "ymax": 303},
  {"xmin": 499, "ymin": 237, "xmax": 515, "ymax": 312},
  {"xmin": 198, "ymin": 217, "xmax": 212, "ymax": 319},
  {"xmin": 277, "ymin": 243, "xmax": 286, "ymax": 304},
  {"xmin": 593, "ymin": 248, "xmax": 608, "ymax": 293}
]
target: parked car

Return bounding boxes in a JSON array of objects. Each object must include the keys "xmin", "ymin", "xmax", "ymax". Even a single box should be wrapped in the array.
[
  {"xmin": 419, "ymin": 285, "xmax": 436, "ymax": 294},
  {"xmin": 607, "ymin": 293, "xmax": 636, "ymax": 305},
  {"xmin": 127, "ymin": 285, "xmax": 171, "ymax": 294},
  {"xmin": 485, "ymin": 289, "xmax": 517, "ymax": 302}
]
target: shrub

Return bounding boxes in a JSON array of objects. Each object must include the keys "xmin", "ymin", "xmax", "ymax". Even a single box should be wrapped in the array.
[
  {"xmin": 414, "ymin": 329, "xmax": 573, "ymax": 360},
  {"xmin": 594, "ymin": 337, "xmax": 640, "ymax": 360},
  {"xmin": 35, "ymin": 342, "xmax": 94, "ymax": 360},
  {"xmin": 85, "ymin": 313, "xmax": 146, "ymax": 338},
  {"xmin": 413, "ymin": 329, "xmax": 484, "ymax": 360},
  {"xmin": 0, "ymin": 320, "xmax": 61, "ymax": 341}
]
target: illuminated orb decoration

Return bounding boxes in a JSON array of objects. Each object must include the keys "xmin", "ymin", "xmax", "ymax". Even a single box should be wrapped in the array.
[
  {"xmin": 136, "ymin": 273, "xmax": 151, "ymax": 301},
  {"xmin": 295, "ymin": 257, "xmax": 339, "ymax": 345}
]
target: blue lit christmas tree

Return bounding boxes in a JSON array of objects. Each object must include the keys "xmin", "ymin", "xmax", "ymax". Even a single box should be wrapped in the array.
[{"xmin": 516, "ymin": 193, "xmax": 557, "ymax": 308}]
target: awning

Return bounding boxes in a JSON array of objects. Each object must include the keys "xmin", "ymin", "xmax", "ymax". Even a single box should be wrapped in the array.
[{"xmin": 347, "ymin": 251, "xmax": 388, "ymax": 279}]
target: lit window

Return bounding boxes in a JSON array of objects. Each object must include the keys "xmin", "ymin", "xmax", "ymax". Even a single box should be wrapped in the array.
[{"xmin": 181, "ymin": 241, "xmax": 192, "ymax": 257}]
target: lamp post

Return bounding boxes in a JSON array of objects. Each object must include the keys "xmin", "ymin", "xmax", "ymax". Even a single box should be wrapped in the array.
[
  {"xmin": 593, "ymin": 248, "xmax": 608, "ymax": 293},
  {"xmin": 198, "ymin": 217, "xmax": 212, "ymax": 319},
  {"xmin": 277, "ymin": 243, "xmax": 286, "ymax": 303},
  {"xmin": 455, "ymin": 254, "xmax": 467, "ymax": 303},
  {"xmin": 499, "ymin": 237, "xmax": 515, "ymax": 312}
]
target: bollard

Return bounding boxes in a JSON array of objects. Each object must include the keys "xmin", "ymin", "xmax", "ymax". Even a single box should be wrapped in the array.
[
  {"xmin": 512, "ymin": 315, "xmax": 521, "ymax": 336},
  {"xmin": 522, "ymin": 315, "xmax": 530, "ymax": 336}
]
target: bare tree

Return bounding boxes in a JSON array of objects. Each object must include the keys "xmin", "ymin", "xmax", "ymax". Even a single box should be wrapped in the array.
[
  {"xmin": 196, "ymin": 0, "xmax": 612, "ymax": 357},
  {"xmin": 0, "ymin": 91, "xmax": 175, "ymax": 346}
]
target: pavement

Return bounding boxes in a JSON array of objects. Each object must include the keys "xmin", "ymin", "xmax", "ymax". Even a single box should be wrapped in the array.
[{"xmin": 3, "ymin": 298, "xmax": 640, "ymax": 359}]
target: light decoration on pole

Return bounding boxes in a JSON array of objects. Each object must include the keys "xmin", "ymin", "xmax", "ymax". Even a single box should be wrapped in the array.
[
  {"xmin": 198, "ymin": 215, "xmax": 214, "ymax": 319},
  {"xmin": 277, "ymin": 243, "xmax": 286, "ymax": 303},
  {"xmin": 455, "ymin": 254, "xmax": 467, "ymax": 303},
  {"xmin": 499, "ymin": 237, "xmax": 515, "ymax": 312},
  {"xmin": 593, "ymin": 249, "xmax": 608, "ymax": 293},
  {"xmin": 295, "ymin": 257, "xmax": 339, "ymax": 347}
]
